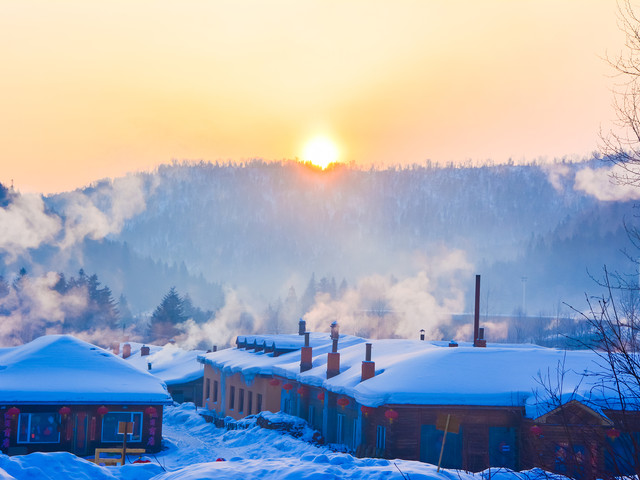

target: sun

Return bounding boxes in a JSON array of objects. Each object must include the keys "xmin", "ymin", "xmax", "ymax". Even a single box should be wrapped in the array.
[{"xmin": 302, "ymin": 137, "xmax": 339, "ymax": 169}]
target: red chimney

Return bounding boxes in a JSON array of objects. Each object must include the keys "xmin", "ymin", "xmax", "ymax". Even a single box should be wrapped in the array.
[
  {"xmin": 361, "ymin": 343, "xmax": 375, "ymax": 381},
  {"xmin": 122, "ymin": 343, "xmax": 131, "ymax": 359},
  {"xmin": 327, "ymin": 338, "xmax": 340, "ymax": 378},
  {"xmin": 300, "ymin": 332, "xmax": 312, "ymax": 372},
  {"xmin": 112, "ymin": 342, "xmax": 120, "ymax": 355}
]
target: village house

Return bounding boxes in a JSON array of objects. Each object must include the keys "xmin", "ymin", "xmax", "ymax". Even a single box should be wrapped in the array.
[
  {"xmin": 0, "ymin": 335, "xmax": 172, "ymax": 456},
  {"xmin": 118, "ymin": 341, "xmax": 205, "ymax": 406},
  {"xmin": 198, "ymin": 322, "xmax": 640, "ymax": 479}
]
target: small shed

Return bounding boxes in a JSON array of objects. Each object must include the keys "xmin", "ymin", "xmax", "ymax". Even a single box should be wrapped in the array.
[{"xmin": 0, "ymin": 335, "xmax": 172, "ymax": 456}]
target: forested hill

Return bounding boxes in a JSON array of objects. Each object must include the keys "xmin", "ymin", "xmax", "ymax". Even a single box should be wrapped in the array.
[{"xmin": 55, "ymin": 158, "xmax": 630, "ymax": 314}]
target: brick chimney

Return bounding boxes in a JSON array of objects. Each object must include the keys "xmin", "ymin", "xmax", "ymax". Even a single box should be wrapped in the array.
[
  {"xmin": 327, "ymin": 338, "xmax": 340, "ymax": 379},
  {"xmin": 361, "ymin": 343, "xmax": 375, "ymax": 381},
  {"xmin": 141, "ymin": 345, "xmax": 150, "ymax": 356},
  {"xmin": 476, "ymin": 327, "xmax": 487, "ymax": 348},
  {"xmin": 298, "ymin": 318, "xmax": 306, "ymax": 335},
  {"xmin": 300, "ymin": 332, "xmax": 312, "ymax": 372},
  {"xmin": 112, "ymin": 342, "xmax": 120, "ymax": 355},
  {"xmin": 122, "ymin": 343, "xmax": 131, "ymax": 359}
]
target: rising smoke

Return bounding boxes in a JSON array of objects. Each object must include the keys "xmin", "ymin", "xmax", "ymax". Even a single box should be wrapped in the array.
[
  {"xmin": 0, "ymin": 175, "xmax": 149, "ymax": 346},
  {"xmin": 303, "ymin": 249, "xmax": 473, "ymax": 340}
]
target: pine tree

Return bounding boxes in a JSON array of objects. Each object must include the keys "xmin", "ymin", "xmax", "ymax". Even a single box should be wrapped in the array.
[{"xmin": 149, "ymin": 287, "xmax": 185, "ymax": 342}]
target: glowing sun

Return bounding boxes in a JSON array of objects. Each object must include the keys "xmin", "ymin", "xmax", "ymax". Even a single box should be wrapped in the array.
[{"xmin": 302, "ymin": 137, "xmax": 339, "ymax": 169}]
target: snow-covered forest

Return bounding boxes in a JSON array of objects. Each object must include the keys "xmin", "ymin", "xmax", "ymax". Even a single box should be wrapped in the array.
[{"xmin": 0, "ymin": 159, "xmax": 636, "ymax": 348}]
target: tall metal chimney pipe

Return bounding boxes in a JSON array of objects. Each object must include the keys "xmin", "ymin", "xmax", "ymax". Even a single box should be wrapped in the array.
[{"xmin": 473, "ymin": 274, "xmax": 480, "ymax": 347}]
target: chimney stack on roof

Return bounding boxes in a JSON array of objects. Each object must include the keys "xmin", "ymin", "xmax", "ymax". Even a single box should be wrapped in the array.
[
  {"xmin": 361, "ymin": 343, "xmax": 375, "ymax": 381},
  {"xmin": 112, "ymin": 342, "xmax": 120, "ymax": 355},
  {"xmin": 476, "ymin": 327, "xmax": 487, "ymax": 348},
  {"xmin": 330, "ymin": 321, "xmax": 339, "ymax": 340},
  {"xmin": 141, "ymin": 345, "xmax": 150, "ymax": 357},
  {"xmin": 298, "ymin": 318, "xmax": 306, "ymax": 335},
  {"xmin": 473, "ymin": 274, "xmax": 481, "ymax": 347},
  {"xmin": 420, "ymin": 329, "xmax": 425, "ymax": 341},
  {"xmin": 300, "ymin": 332, "xmax": 312, "ymax": 372},
  {"xmin": 327, "ymin": 324, "xmax": 340, "ymax": 378},
  {"xmin": 122, "ymin": 343, "xmax": 131, "ymax": 359}
]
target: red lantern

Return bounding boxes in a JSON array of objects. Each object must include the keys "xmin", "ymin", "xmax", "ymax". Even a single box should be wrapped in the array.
[
  {"xmin": 384, "ymin": 409, "xmax": 398, "ymax": 423},
  {"xmin": 297, "ymin": 386, "xmax": 308, "ymax": 396},
  {"xmin": 6, "ymin": 407, "xmax": 20, "ymax": 418},
  {"xmin": 337, "ymin": 397, "xmax": 350, "ymax": 409},
  {"xmin": 361, "ymin": 406, "xmax": 375, "ymax": 417},
  {"xmin": 282, "ymin": 383, "xmax": 294, "ymax": 391},
  {"xmin": 58, "ymin": 406, "xmax": 71, "ymax": 417},
  {"xmin": 97, "ymin": 406, "xmax": 109, "ymax": 416},
  {"xmin": 607, "ymin": 428, "xmax": 621, "ymax": 440},
  {"xmin": 317, "ymin": 392, "xmax": 325, "ymax": 402},
  {"xmin": 145, "ymin": 406, "xmax": 157, "ymax": 416},
  {"xmin": 530, "ymin": 425, "xmax": 542, "ymax": 436},
  {"xmin": 269, "ymin": 379, "xmax": 281, "ymax": 387}
]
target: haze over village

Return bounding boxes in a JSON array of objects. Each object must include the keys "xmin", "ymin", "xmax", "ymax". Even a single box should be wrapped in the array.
[{"xmin": 3, "ymin": 1, "xmax": 640, "ymax": 479}]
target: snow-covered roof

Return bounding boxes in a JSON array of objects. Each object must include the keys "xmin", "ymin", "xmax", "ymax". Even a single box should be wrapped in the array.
[
  {"xmin": 122, "ymin": 342, "xmax": 204, "ymax": 385},
  {"xmin": 198, "ymin": 334, "xmax": 366, "ymax": 382},
  {"xmin": 200, "ymin": 335, "xmax": 616, "ymax": 416},
  {"xmin": 0, "ymin": 335, "xmax": 173, "ymax": 405},
  {"xmin": 236, "ymin": 333, "xmax": 336, "ymax": 351}
]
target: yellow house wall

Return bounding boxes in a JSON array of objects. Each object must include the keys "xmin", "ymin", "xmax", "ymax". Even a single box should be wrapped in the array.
[{"xmin": 202, "ymin": 363, "xmax": 282, "ymax": 420}]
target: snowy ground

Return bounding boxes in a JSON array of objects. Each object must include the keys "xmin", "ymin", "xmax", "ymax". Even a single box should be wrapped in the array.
[{"xmin": 0, "ymin": 404, "xmax": 567, "ymax": 480}]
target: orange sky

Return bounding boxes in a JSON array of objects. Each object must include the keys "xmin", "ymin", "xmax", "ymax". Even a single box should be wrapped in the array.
[{"xmin": 0, "ymin": 0, "xmax": 626, "ymax": 193}]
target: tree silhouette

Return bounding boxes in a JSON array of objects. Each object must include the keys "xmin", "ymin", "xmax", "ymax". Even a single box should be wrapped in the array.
[{"xmin": 149, "ymin": 287, "xmax": 185, "ymax": 342}]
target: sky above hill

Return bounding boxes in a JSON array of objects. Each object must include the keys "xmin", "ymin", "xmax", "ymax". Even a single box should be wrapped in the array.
[{"xmin": 0, "ymin": 0, "xmax": 626, "ymax": 194}]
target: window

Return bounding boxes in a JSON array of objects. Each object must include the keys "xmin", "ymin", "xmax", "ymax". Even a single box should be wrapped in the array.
[
  {"xmin": 376, "ymin": 425, "xmax": 386, "ymax": 450},
  {"xmin": 308, "ymin": 405, "xmax": 315, "ymax": 427},
  {"xmin": 336, "ymin": 413, "xmax": 345, "ymax": 444},
  {"xmin": 18, "ymin": 413, "xmax": 60, "ymax": 444},
  {"xmin": 239, "ymin": 389, "xmax": 245, "ymax": 413},
  {"xmin": 213, "ymin": 381, "xmax": 219, "ymax": 403},
  {"xmin": 229, "ymin": 386, "xmax": 236, "ymax": 410},
  {"xmin": 247, "ymin": 392, "xmax": 253, "ymax": 415},
  {"xmin": 352, "ymin": 418, "xmax": 359, "ymax": 449},
  {"xmin": 101, "ymin": 412, "xmax": 142, "ymax": 443},
  {"xmin": 257, "ymin": 394, "xmax": 263, "ymax": 412},
  {"xmin": 205, "ymin": 379, "xmax": 210, "ymax": 400}
]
